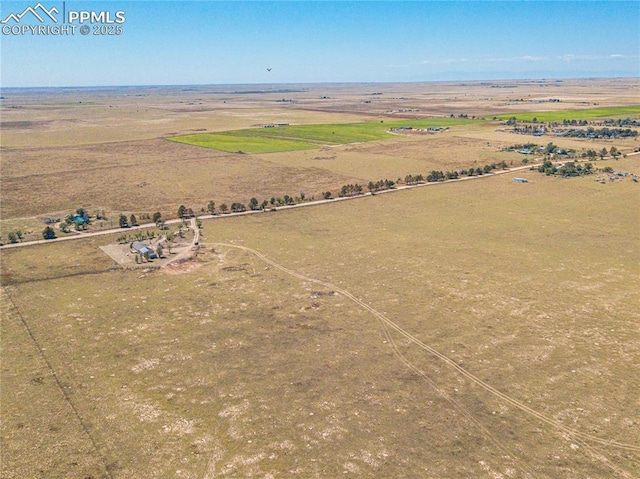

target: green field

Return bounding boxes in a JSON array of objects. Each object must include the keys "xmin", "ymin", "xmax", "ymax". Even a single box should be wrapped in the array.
[
  {"xmin": 167, "ymin": 117, "xmax": 477, "ymax": 153},
  {"xmin": 167, "ymin": 132, "xmax": 319, "ymax": 153},
  {"xmin": 493, "ymin": 105, "xmax": 640, "ymax": 122}
]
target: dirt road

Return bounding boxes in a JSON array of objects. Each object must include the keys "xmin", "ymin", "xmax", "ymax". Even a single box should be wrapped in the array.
[
  {"xmin": 160, "ymin": 218, "xmax": 199, "ymax": 267},
  {"xmin": 3, "ymin": 157, "xmax": 630, "ymax": 251}
]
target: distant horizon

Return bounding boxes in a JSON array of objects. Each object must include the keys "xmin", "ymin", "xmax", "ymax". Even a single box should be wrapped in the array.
[
  {"xmin": 2, "ymin": 74, "xmax": 638, "ymax": 92},
  {"xmin": 2, "ymin": 1, "xmax": 638, "ymax": 88}
]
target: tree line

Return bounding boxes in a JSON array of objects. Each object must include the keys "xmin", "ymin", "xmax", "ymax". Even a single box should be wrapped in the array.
[{"xmin": 560, "ymin": 127, "xmax": 637, "ymax": 139}]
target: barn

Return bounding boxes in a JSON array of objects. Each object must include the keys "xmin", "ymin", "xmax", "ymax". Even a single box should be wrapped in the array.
[{"xmin": 131, "ymin": 241, "xmax": 157, "ymax": 259}]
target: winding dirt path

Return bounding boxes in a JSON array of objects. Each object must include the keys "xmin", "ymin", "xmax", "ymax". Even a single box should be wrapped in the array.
[
  {"xmin": 212, "ymin": 241, "xmax": 640, "ymax": 454},
  {"xmin": 161, "ymin": 218, "xmax": 199, "ymax": 268}
]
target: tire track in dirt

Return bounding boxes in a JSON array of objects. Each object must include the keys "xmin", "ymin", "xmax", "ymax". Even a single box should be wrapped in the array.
[{"xmin": 212, "ymin": 242, "xmax": 640, "ymax": 454}]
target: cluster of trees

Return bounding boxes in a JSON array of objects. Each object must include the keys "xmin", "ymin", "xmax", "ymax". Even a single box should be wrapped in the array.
[
  {"xmin": 116, "ymin": 229, "xmax": 159, "ymax": 245},
  {"xmin": 403, "ymin": 174, "xmax": 425, "ymax": 185},
  {"xmin": 5, "ymin": 230, "xmax": 24, "ymax": 243},
  {"xmin": 560, "ymin": 119, "xmax": 589, "ymax": 126},
  {"xmin": 449, "ymin": 113, "xmax": 478, "ymax": 119},
  {"xmin": 511, "ymin": 124, "xmax": 546, "ymax": 136},
  {"xmin": 536, "ymin": 160, "xmax": 594, "ymax": 177},
  {"xmin": 368, "ymin": 179, "xmax": 396, "ymax": 192},
  {"xmin": 580, "ymin": 147, "xmax": 621, "ymax": 160},
  {"xmin": 177, "ymin": 205, "xmax": 196, "ymax": 219},
  {"xmin": 561, "ymin": 127, "xmax": 637, "ymax": 139},
  {"xmin": 339, "ymin": 184, "xmax": 364, "ymax": 197},
  {"xmin": 152, "ymin": 212, "xmax": 166, "ymax": 229},
  {"xmin": 231, "ymin": 202, "xmax": 247, "ymax": 213},
  {"xmin": 603, "ymin": 118, "xmax": 640, "ymax": 127},
  {"xmin": 269, "ymin": 195, "xmax": 296, "ymax": 207},
  {"xmin": 461, "ymin": 161, "xmax": 509, "ymax": 177},
  {"xmin": 117, "ymin": 213, "xmax": 146, "ymax": 228},
  {"xmin": 503, "ymin": 142, "xmax": 538, "ymax": 152},
  {"xmin": 59, "ymin": 208, "xmax": 90, "ymax": 232}
]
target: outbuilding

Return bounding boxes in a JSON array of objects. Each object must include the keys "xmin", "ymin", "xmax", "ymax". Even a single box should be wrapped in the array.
[{"xmin": 131, "ymin": 241, "xmax": 157, "ymax": 259}]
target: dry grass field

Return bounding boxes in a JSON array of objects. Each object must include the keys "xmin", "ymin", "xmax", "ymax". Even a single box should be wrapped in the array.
[
  {"xmin": 1, "ymin": 79, "xmax": 639, "ymax": 478},
  {"xmin": 2, "ymin": 78, "xmax": 638, "ymax": 230}
]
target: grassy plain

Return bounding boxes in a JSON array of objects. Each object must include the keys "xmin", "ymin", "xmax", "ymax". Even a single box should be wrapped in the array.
[
  {"xmin": 2, "ymin": 79, "xmax": 639, "ymax": 232},
  {"xmin": 2, "ymin": 78, "xmax": 640, "ymax": 478},
  {"xmin": 493, "ymin": 105, "xmax": 640, "ymax": 122},
  {"xmin": 2, "ymin": 160, "xmax": 639, "ymax": 478}
]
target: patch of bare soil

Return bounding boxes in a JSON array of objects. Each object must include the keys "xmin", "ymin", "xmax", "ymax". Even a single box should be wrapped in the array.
[{"xmin": 162, "ymin": 261, "xmax": 202, "ymax": 275}]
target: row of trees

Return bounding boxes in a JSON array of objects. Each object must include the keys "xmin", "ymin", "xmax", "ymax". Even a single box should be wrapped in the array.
[
  {"xmin": 337, "ymin": 162, "xmax": 512, "ymax": 199},
  {"xmin": 368, "ymin": 179, "xmax": 396, "ymax": 191},
  {"xmin": 578, "ymin": 146, "xmax": 622, "ymax": 160},
  {"xmin": 114, "ymin": 211, "xmax": 167, "ymax": 230},
  {"xmin": 561, "ymin": 127, "xmax": 637, "ymax": 139},
  {"xmin": 116, "ymin": 229, "xmax": 159, "ymax": 244},
  {"xmin": 339, "ymin": 184, "xmax": 364, "ymax": 197},
  {"xmin": 185, "ymin": 193, "xmax": 310, "ymax": 218},
  {"xmin": 603, "ymin": 118, "xmax": 640, "ymax": 127}
]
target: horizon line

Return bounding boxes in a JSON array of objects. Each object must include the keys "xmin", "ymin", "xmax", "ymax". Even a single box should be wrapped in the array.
[{"xmin": 2, "ymin": 75, "xmax": 639, "ymax": 91}]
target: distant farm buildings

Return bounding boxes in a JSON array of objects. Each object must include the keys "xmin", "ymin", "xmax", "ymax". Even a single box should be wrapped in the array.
[{"xmin": 390, "ymin": 125, "xmax": 444, "ymax": 134}]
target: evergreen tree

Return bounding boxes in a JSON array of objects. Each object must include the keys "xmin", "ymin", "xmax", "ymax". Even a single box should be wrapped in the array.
[{"xmin": 42, "ymin": 226, "xmax": 56, "ymax": 240}]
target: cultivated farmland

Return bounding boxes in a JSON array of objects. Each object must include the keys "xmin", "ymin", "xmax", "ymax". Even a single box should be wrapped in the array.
[{"xmin": 167, "ymin": 117, "xmax": 475, "ymax": 153}]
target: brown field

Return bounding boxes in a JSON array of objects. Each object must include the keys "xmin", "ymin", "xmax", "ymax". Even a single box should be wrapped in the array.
[
  {"xmin": 1, "ymin": 79, "xmax": 640, "ymax": 478},
  {"xmin": 2, "ymin": 78, "xmax": 639, "ymax": 232}
]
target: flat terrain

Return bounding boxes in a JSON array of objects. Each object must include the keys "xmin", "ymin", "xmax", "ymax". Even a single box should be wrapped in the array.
[{"xmin": 1, "ymin": 78, "xmax": 639, "ymax": 478}]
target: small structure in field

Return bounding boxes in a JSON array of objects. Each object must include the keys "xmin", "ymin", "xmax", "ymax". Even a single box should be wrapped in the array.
[
  {"xmin": 131, "ymin": 241, "xmax": 157, "ymax": 259},
  {"xmin": 72, "ymin": 214, "xmax": 88, "ymax": 225},
  {"xmin": 512, "ymin": 177, "xmax": 528, "ymax": 183}
]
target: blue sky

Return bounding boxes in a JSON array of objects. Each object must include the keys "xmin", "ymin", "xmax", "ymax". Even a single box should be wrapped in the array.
[{"xmin": 1, "ymin": 1, "xmax": 638, "ymax": 87}]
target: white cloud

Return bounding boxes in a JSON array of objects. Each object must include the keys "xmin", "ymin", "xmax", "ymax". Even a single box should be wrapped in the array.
[
  {"xmin": 558, "ymin": 53, "xmax": 638, "ymax": 61},
  {"xmin": 421, "ymin": 55, "xmax": 547, "ymax": 65},
  {"xmin": 485, "ymin": 55, "xmax": 547, "ymax": 62},
  {"xmin": 421, "ymin": 58, "xmax": 470, "ymax": 65}
]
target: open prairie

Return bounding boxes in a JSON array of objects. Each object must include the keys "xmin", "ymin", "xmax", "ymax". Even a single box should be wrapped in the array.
[{"xmin": 1, "ymin": 78, "xmax": 640, "ymax": 478}]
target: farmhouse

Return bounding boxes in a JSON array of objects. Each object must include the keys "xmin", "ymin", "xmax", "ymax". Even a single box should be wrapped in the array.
[
  {"xmin": 131, "ymin": 241, "xmax": 157, "ymax": 259},
  {"xmin": 72, "ymin": 213, "xmax": 88, "ymax": 225}
]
